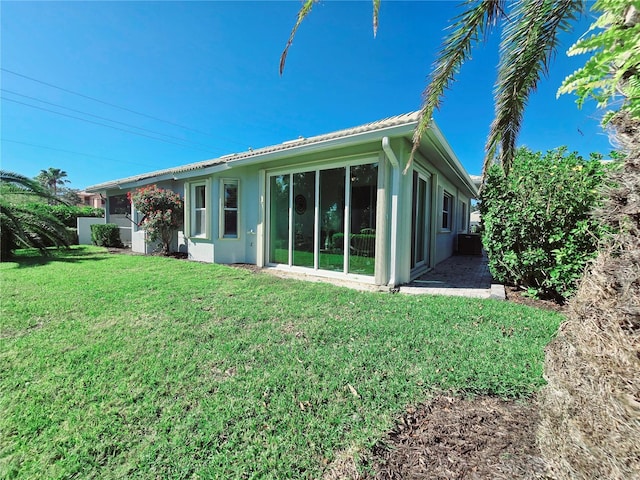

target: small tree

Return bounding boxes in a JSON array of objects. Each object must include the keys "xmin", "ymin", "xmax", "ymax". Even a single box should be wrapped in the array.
[
  {"xmin": 128, "ymin": 185, "xmax": 183, "ymax": 255},
  {"xmin": 58, "ymin": 187, "xmax": 82, "ymax": 206}
]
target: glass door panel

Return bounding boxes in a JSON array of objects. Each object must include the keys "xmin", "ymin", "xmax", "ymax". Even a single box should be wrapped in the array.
[
  {"xmin": 349, "ymin": 163, "xmax": 378, "ymax": 275},
  {"xmin": 318, "ymin": 167, "xmax": 345, "ymax": 272},
  {"xmin": 411, "ymin": 172, "xmax": 430, "ymax": 268},
  {"xmin": 269, "ymin": 174, "xmax": 290, "ymax": 264},
  {"xmin": 292, "ymin": 171, "xmax": 316, "ymax": 267}
]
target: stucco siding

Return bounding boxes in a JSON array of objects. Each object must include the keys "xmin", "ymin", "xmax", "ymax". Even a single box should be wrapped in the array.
[{"xmin": 87, "ymin": 112, "xmax": 478, "ymax": 287}]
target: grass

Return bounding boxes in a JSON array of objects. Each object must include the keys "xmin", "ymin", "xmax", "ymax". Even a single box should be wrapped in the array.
[{"xmin": 0, "ymin": 246, "xmax": 563, "ymax": 479}]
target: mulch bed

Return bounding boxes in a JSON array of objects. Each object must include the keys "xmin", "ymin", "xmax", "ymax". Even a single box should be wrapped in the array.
[
  {"xmin": 367, "ymin": 395, "xmax": 550, "ymax": 480},
  {"xmin": 504, "ymin": 286, "xmax": 568, "ymax": 314}
]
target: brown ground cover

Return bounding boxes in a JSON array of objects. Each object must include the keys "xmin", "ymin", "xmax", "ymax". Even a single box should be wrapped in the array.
[{"xmin": 364, "ymin": 395, "xmax": 551, "ymax": 480}]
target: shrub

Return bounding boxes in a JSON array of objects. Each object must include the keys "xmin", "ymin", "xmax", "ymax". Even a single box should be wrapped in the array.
[
  {"xmin": 23, "ymin": 203, "xmax": 104, "ymax": 228},
  {"xmin": 331, "ymin": 232, "xmax": 345, "ymax": 250},
  {"xmin": 480, "ymin": 147, "xmax": 612, "ymax": 300},
  {"xmin": 128, "ymin": 186, "xmax": 183, "ymax": 255},
  {"xmin": 91, "ymin": 224, "xmax": 123, "ymax": 248}
]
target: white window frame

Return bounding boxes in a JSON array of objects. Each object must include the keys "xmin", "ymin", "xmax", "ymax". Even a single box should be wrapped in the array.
[
  {"xmin": 220, "ymin": 179, "xmax": 239, "ymax": 239},
  {"xmin": 265, "ymin": 156, "xmax": 379, "ymax": 281},
  {"xmin": 189, "ymin": 181, "xmax": 209, "ymax": 239},
  {"xmin": 441, "ymin": 191, "xmax": 453, "ymax": 231}
]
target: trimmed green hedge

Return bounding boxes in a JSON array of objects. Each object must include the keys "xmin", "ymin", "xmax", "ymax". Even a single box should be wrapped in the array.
[
  {"xmin": 91, "ymin": 224, "xmax": 123, "ymax": 248},
  {"xmin": 24, "ymin": 203, "xmax": 104, "ymax": 228}
]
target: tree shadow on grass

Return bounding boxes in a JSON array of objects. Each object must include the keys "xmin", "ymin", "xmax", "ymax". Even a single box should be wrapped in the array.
[{"xmin": 4, "ymin": 246, "xmax": 110, "ymax": 268}]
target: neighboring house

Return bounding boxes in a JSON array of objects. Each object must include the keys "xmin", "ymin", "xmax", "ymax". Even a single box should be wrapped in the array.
[
  {"xmin": 470, "ymin": 210, "xmax": 481, "ymax": 233},
  {"xmin": 76, "ymin": 191, "xmax": 103, "ymax": 208},
  {"xmin": 86, "ymin": 112, "xmax": 477, "ymax": 287}
]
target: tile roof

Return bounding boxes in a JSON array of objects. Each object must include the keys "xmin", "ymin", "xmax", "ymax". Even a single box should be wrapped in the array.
[{"xmin": 86, "ymin": 111, "xmax": 421, "ymax": 190}]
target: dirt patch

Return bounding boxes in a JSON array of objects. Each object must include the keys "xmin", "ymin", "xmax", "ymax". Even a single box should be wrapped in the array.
[
  {"xmin": 365, "ymin": 395, "xmax": 550, "ymax": 480},
  {"xmin": 505, "ymin": 286, "xmax": 567, "ymax": 314},
  {"xmin": 106, "ymin": 247, "xmax": 140, "ymax": 255},
  {"xmin": 230, "ymin": 263, "xmax": 263, "ymax": 274}
]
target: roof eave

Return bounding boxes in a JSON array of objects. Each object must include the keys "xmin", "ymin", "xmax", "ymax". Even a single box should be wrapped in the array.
[
  {"xmin": 85, "ymin": 120, "xmax": 418, "ymax": 192},
  {"xmin": 226, "ymin": 121, "xmax": 417, "ymax": 169},
  {"xmin": 425, "ymin": 122, "xmax": 479, "ymax": 198}
]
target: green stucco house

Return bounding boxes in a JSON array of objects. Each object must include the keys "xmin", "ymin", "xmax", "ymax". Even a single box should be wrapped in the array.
[{"xmin": 86, "ymin": 112, "xmax": 478, "ymax": 287}]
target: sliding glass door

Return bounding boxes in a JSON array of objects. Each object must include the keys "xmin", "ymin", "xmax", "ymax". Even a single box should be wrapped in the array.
[
  {"xmin": 292, "ymin": 171, "xmax": 315, "ymax": 268},
  {"xmin": 349, "ymin": 163, "xmax": 377, "ymax": 275},
  {"xmin": 269, "ymin": 174, "xmax": 290, "ymax": 265},
  {"xmin": 267, "ymin": 162, "xmax": 377, "ymax": 276},
  {"xmin": 319, "ymin": 167, "xmax": 345, "ymax": 272},
  {"xmin": 411, "ymin": 171, "xmax": 431, "ymax": 269}
]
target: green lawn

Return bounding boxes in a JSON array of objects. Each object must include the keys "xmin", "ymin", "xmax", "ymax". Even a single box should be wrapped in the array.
[{"xmin": 0, "ymin": 247, "xmax": 563, "ymax": 479}]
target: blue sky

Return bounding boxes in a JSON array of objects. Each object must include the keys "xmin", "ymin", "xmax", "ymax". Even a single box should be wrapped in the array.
[{"xmin": 1, "ymin": 1, "xmax": 611, "ymax": 190}]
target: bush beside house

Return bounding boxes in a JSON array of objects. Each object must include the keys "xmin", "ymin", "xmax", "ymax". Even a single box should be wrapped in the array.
[
  {"xmin": 23, "ymin": 204, "xmax": 104, "ymax": 227},
  {"xmin": 128, "ymin": 185, "xmax": 183, "ymax": 255},
  {"xmin": 481, "ymin": 147, "xmax": 612, "ymax": 301},
  {"xmin": 23, "ymin": 203, "xmax": 104, "ymax": 245},
  {"xmin": 91, "ymin": 224, "xmax": 123, "ymax": 248}
]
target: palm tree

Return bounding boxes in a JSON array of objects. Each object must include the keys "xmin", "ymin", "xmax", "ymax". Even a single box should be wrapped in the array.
[
  {"xmin": 280, "ymin": 0, "xmax": 585, "ymax": 175},
  {"xmin": 1, "ymin": 170, "xmax": 70, "ymax": 259},
  {"xmin": 36, "ymin": 167, "xmax": 69, "ymax": 196},
  {"xmin": 281, "ymin": 1, "xmax": 639, "ymax": 477}
]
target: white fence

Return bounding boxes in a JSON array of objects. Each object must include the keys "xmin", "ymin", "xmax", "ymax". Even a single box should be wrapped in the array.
[{"xmin": 77, "ymin": 217, "xmax": 105, "ymax": 245}]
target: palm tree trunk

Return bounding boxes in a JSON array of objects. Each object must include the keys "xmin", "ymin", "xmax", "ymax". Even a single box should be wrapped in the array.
[{"xmin": 539, "ymin": 111, "xmax": 640, "ymax": 478}]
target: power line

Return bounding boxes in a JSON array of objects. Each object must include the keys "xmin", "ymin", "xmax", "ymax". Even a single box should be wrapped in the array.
[
  {"xmin": 1, "ymin": 67, "xmax": 225, "ymax": 139},
  {"xmin": 2, "ymin": 96, "xmax": 213, "ymax": 152},
  {"xmin": 1, "ymin": 138, "xmax": 160, "ymax": 169},
  {"xmin": 1, "ymin": 88, "xmax": 219, "ymax": 151}
]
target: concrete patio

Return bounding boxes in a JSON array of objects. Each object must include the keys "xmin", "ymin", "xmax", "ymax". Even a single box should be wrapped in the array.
[
  {"xmin": 261, "ymin": 253, "xmax": 505, "ymax": 300},
  {"xmin": 400, "ymin": 253, "xmax": 505, "ymax": 300}
]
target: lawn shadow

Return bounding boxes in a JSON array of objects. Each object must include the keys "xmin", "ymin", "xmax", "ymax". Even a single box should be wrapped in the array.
[{"xmin": 4, "ymin": 246, "xmax": 110, "ymax": 268}]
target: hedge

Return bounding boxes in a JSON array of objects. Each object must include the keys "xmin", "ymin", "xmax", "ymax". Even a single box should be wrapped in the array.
[
  {"xmin": 24, "ymin": 203, "xmax": 104, "ymax": 228},
  {"xmin": 480, "ymin": 147, "xmax": 612, "ymax": 300},
  {"xmin": 90, "ymin": 224, "xmax": 123, "ymax": 248}
]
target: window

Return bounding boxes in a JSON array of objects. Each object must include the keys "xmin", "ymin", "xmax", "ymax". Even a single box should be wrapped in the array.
[
  {"xmin": 221, "ymin": 179, "xmax": 239, "ymax": 238},
  {"xmin": 267, "ymin": 161, "xmax": 378, "ymax": 276},
  {"xmin": 190, "ymin": 183, "xmax": 207, "ymax": 237},
  {"xmin": 109, "ymin": 194, "xmax": 129, "ymax": 215},
  {"xmin": 442, "ymin": 191, "xmax": 452, "ymax": 230},
  {"xmin": 459, "ymin": 201, "xmax": 467, "ymax": 232}
]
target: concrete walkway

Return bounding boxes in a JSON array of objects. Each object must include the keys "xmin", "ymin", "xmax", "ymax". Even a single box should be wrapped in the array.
[
  {"xmin": 400, "ymin": 254, "xmax": 505, "ymax": 300},
  {"xmin": 260, "ymin": 253, "xmax": 505, "ymax": 300}
]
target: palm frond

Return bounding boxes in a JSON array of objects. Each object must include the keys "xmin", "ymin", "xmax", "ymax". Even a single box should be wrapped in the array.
[
  {"xmin": 485, "ymin": 0, "xmax": 584, "ymax": 175},
  {"xmin": 373, "ymin": 0, "xmax": 381, "ymax": 37},
  {"xmin": 0, "ymin": 205, "xmax": 29, "ymax": 249},
  {"xmin": 1, "ymin": 170, "xmax": 52, "ymax": 198},
  {"xmin": 1, "ymin": 171, "xmax": 70, "ymax": 258},
  {"xmin": 280, "ymin": 0, "xmax": 316, "ymax": 75},
  {"xmin": 1, "ymin": 203, "xmax": 69, "ymax": 254},
  {"xmin": 407, "ymin": 0, "xmax": 508, "ymax": 173}
]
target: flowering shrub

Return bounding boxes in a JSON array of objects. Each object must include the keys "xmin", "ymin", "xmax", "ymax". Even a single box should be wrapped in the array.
[{"xmin": 128, "ymin": 185, "xmax": 183, "ymax": 255}]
